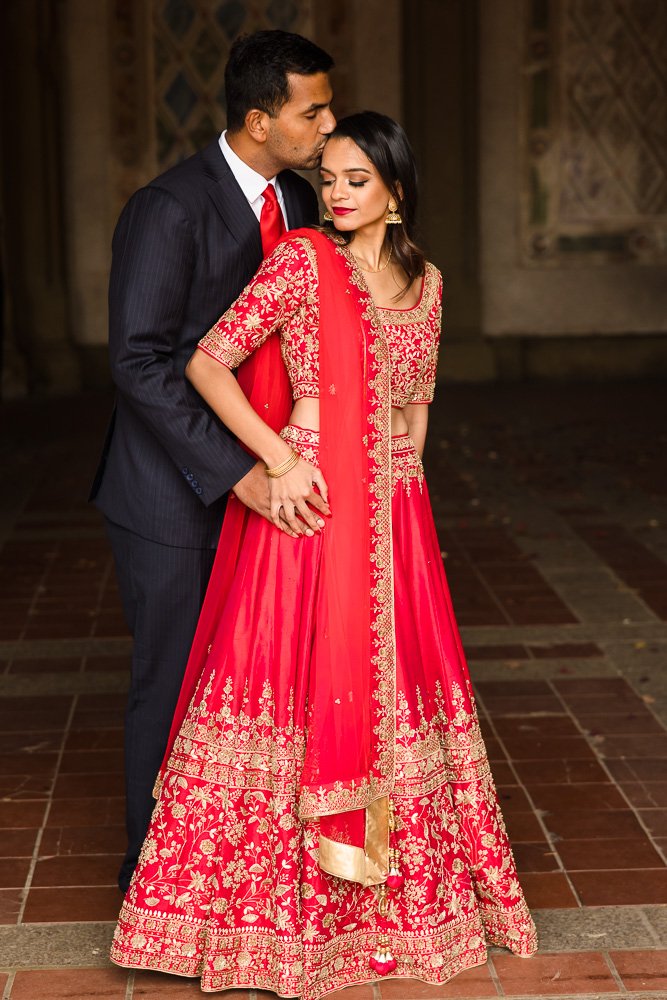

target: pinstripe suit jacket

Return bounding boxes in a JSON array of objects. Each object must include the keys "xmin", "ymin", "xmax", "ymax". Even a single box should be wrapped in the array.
[{"xmin": 91, "ymin": 138, "xmax": 319, "ymax": 548}]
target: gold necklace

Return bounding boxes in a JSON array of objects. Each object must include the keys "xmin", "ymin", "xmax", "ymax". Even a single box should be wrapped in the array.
[{"xmin": 352, "ymin": 245, "xmax": 393, "ymax": 273}]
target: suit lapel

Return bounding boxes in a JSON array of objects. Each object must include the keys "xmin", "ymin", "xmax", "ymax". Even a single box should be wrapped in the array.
[
  {"xmin": 200, "ymin": 140, "xmax": 262, "ymax": 268},
  {"xmin": 280, "ymin": 170, "xmax": 314, "ymax": 229}
]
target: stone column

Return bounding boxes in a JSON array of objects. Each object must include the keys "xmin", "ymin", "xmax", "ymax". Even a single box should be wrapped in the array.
[
  {"xmin": 0, "ymin": 0, "xmax": 80, "ymax": 395},
  {"xmin": 404, "ymin": 0, "xmax": 495, "ymax": 380}
]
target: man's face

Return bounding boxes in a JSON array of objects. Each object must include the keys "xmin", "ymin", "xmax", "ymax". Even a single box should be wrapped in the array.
[{"xmin": 265, "ymin": 71, "xmax": 335, "ymax": 171}]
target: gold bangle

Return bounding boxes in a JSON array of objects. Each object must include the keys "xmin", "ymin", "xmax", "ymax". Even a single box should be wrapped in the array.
[{"xmin": 265, "ymin": 450, "xmax": 299, "ymax": 478}]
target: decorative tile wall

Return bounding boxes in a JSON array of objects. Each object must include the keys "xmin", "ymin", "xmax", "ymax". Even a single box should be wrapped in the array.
[
  {"xmin": 523, "ymin": 0, "xmax": 667, "ymax": 265},
  {"xmin": 153, "ymin": 0, "xmax": 313, "ymax": 168}
]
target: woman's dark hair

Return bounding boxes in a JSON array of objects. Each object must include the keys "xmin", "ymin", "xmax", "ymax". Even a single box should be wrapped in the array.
[
  {"xmin": 322, "ymin": 111, "xmax": 426, "ymax": 299},
  {"xmin": 225, "ymin": 30, "xmax": 333, "ymax": 133}
]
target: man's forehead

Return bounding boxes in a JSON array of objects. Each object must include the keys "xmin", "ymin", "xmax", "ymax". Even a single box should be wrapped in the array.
[{"xmin": 284, "ymin": 71, "xmax": 332, "ymax": 108}]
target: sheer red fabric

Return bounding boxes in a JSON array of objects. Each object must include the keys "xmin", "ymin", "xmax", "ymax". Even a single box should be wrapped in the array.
[{"xmin": 163, "ymin": 231, "xmax": 395, "ymax": 884}]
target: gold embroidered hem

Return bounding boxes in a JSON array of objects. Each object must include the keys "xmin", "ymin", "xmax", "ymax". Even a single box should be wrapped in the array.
[{"xmin": 112, "ymin": 403, "xmax": 537, "ymax": 995}]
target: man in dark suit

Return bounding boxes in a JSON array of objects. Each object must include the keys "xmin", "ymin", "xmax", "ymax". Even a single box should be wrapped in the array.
[{"xmin": 90, "ymin": 30, "xmax": 335, "ymax": 892}]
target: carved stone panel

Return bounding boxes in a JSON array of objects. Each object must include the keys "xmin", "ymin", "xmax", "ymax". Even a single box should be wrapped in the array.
[
  {"xmin": 522, "ymin": 0, "xmax": 667, "ymax": 265},
  {"xmin": 153, "ymin": 0, "xmax": 314, "ymax": 169}
]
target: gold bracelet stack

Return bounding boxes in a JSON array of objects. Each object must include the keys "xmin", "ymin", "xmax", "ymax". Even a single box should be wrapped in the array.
[{"xmin": 265, "ymin": 450, "xmax": 299, "ymax": 478}]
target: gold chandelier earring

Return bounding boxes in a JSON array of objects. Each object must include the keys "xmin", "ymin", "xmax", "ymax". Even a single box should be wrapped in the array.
[
  {"xmin": 323, "ymin": 210, "xmax": 333, "ymax": 222},
  {"xmin": 385, "ymin": 200, "xmax": 402, "ymax": 225}
]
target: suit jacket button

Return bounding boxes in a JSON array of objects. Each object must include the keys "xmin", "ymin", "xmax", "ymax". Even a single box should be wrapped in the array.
[
  {"xmin": 195, "ymin": 487, "xmax": 203, "ymax": 495},
  {"xmin": 182, "ymin": 467, "xmax": 189, "ymax": 475}
]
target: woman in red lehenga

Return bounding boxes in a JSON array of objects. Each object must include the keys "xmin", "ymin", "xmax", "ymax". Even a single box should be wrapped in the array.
[{"xmin": 111, "ymin": 112, "xmax": 537, "ymax": 997}]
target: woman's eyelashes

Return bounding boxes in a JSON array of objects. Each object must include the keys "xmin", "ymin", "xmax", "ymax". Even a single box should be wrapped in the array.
[{"xmin": 319, "ymin": 178, "xmax": 368, "ymax": 189}]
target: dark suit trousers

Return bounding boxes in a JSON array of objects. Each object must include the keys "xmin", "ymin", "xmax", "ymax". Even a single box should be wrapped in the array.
[{"xmin": 105, "ymin": 520, "xmax": 215, "ymax": 891}]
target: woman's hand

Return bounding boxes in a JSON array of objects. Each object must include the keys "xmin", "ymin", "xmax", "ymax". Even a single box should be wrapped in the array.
[{"xmin": 269, "ymin": 458, "xmax": 330, "ymax": 537}]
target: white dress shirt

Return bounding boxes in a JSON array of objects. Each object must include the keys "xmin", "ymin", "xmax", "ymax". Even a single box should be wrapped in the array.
[{"xmin": 218, "ymin": 131, "xmax": 288, "ymax": 226}]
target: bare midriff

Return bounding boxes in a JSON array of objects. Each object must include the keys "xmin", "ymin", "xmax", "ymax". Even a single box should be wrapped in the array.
[{"xmin": 289, "ymin": 398, "xmax": 410, "ymax": 437}]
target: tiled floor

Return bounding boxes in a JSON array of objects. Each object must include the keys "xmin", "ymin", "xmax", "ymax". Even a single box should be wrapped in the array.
[{"xmin": 1, "ymin": 383, "xmax": 666, "ymax": 999}]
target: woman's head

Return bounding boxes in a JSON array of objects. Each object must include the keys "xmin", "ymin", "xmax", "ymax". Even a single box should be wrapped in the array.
[{"xmin": 319, "ymin": 112, "xmax": 425, "ymax": 293}]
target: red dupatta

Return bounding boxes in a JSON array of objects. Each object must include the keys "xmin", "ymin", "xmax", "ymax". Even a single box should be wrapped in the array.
[{"xmin": 162, "ymin": 230, "xmax": 395, "ymax": 886}]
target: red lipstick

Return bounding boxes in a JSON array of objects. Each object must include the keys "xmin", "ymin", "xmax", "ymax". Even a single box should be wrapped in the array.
[{"xmin": 332, "ymin": 207, "xmax": 355, "ymax": 216}]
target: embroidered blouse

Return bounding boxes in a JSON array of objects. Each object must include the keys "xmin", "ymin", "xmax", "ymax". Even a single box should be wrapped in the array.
[{"xmin": 198, "ymin": 235, "xmax": 442, "ymax": 406}]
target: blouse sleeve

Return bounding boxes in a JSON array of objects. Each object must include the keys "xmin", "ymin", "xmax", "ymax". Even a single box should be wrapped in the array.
[
  {"xmin": 197, "ymin": 237, "xmax": 317, "ymax": 369},
  {"xmin": 410, "ymin": 266, "xmax": 443, "ymax": 404}
]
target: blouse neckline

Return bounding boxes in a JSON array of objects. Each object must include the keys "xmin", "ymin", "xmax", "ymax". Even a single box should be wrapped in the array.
[{"xmin": 334, "ymin": 239, "xmax": 436, "ymax": 326}]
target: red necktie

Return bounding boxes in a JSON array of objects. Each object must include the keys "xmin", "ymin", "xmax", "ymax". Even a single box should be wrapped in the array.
[{"xmin": 259, "ymin": 183, "xmax": 286, "ymax": 257}]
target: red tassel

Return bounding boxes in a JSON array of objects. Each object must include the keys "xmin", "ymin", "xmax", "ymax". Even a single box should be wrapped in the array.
[{"xmin": 370, "ymin": 937, "xmax": 397, "ymax": 976}]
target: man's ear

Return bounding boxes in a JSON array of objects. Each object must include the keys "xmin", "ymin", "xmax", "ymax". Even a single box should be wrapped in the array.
[{"xmin": 244, "ymin": 108, "xmax": 270, "ymax": 145}]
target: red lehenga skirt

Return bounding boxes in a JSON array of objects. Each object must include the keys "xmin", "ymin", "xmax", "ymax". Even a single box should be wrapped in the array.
[{"xmin": 110, "ymin": 427, "xmax": 537, "ymax": 997}]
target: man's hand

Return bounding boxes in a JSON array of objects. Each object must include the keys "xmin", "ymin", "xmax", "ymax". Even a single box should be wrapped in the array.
[
  {"xmin": 232, "ymin": 462, "xmax": 330, "ymax": 538},
  {"xmin": 233, "ymin": 461, "xmax": 320, "ymax": 539}
]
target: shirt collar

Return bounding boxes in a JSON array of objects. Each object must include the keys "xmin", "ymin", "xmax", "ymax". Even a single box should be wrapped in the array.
[{"xmin": 219, "ymin": 131, "xmax": 279, "ymax": 206}]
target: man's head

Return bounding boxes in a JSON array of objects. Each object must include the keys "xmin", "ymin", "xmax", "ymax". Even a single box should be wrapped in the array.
[{"xmin": 225, "ymin": 30, "xmax": 335, "ymax": 174}]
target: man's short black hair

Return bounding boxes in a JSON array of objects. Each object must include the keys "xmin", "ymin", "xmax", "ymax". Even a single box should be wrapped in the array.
[{"xmin": 225, "ymin": 29, "xmax": 333, "ymax": 133}]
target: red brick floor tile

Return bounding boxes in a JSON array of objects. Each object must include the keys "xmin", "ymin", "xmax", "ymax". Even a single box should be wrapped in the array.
[
  {"xmin": 503, "ymin": 812, "xmax": 548, "ymax": 843},
  {"xmin": 40, "ymin": 824, "xmax": 125, "ymax": 855},
  {"xmin": 52, "ymin": 771, "xmax": 124, "ymax": 798},
  {"xmin": 84, "ymin": 654, "xmax": 130, "ymax": 672},
  {"xmin": 493, "ymin": 716, "xmax": 580, "ymax": 738},
  {"xmin": 490, "ymin": 950, "xmax": 618, "ymax": 995},
  {"xmin": 0, "ymin": 858, "xmax": 30, "ymax": 888},
  {"xmin": 132, "ymin": 972, "xmax": 211, "ymax": 996},
  {"xmin": 466, "ymin": 644, "xmax": 529, "ymax": 660},
  {"xmin": 46, "ymin": 797, "xmax": 125, "ymax": 827},
  {"xmin": 7, "ymin": 656, "xmax": 82, "ymax": 673},
  {"xmin": 609, "ymin": 948, "xmax": 667, "ymax": 990},
  {"xmin": 483, "ymin": 737, "xmax": 507, "ymax": 761},
  {"xmin": 379, "ymin": 966, "xmax": 497, "ymax": 998},
  {"xmin": 0, "ymin": 752, "xmax": 58, "ymax": 776},
  {"xmin": 477, "ymin": 695, "xmax": 564, "ymax": 715},
  {"xmin": 0, "ymin": 731, "xmax": 62, "ymax": 753},
  {"xmin": 65, "ymin": 728, "xmax": 124, "ymax": 750},
  {"xmin": 528, "ymin": 783, "xmax": 627, "ymax": 813},
  {"xmin": 597, "ymin": 734, "xmax": 667, "ymax": 758},
  {"xmin": 0, "ymin": 801, "xmax": 46, "ymax": 828},
  {"xmin": 608, "ymin": 758, "xmax": 667, "ymax": 782},
  {"xmin": 476, "ymin": 681, "xmax": 554, "ymax": 697},
  {"xmin": 518, "ymin": 871, "xmax": 579, "ymax": 908},
  {"xmin": 22, "ymin": 884, "xmax": 122, "ymax": 922},
  {"xmin": 620, "ymin": 782, "xmax": 667, "ymax": 807},
  {"xmin": 500, "ymin": 737, "xmax": 596, "ymax": 761},
  {"xmin": 0, "ymin": 974, "xmax": 7, "ymax": 995},
  {"xmin": 557, "ymin": 837, "xmax": 664, "ymax": 870},
  {"xmin": 0, "ymin": 888, "xmax": 22, "ymax": 924},
  {"xmin": 577, "ymin": 712, "xmax": 665, "ymax": 735},
  {"xmin": 11, "ymin": 967, "xmax": 129, "ymax": 999},
  {"xmin": 31, "ymin": 853, "xmax": 123, "ymax": 887},
  {"xmin": 570, "ymin": 868, "xmax": 667, "ymax": 904},
  {"xmin": 553, "ymin": 678, "xmax": 633, "ymax": 696},
  {"xmin": 0, "ymin": 828, "xmax": 38, "ymax": 857},
  {"xmin": 59, "ymin": 749, "xmax": 124, "ymax": 773},
  {"xmin": 544, "ymin": 809, "xmax": 646, "ymax": 841},
  {"xmin": 496, "ymin": 786, "xmax": 533, "ymax": 812},
  {"xmin": 528, "ymin": 642, "xmax": 603, "ymax": 658},
  {"xmin": 310, "ymin": 989, "xmax": 375, "ymax": 1000},
  {"xmin": 513, "ymin": 842, "xmax": 560, "ymax": 872},
  {"xmin": 0, "ymin": 774, "xmax": 54, "ymax": 798},
  {"xmin": 638, "ymin": 808, "xmax": 667, "ymax": 837},
  {"xmin": 514, "ymin": 758, "xmax": 610, "ymax": 785},
  {"xmin": 487, "ymin": 761, "xmax": 515, "ymax": 784}
]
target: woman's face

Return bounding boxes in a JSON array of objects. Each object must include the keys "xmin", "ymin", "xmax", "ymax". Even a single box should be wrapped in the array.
[{"xmin": 319, "ymin": 136, "xmax": 393, "ymax": 233}]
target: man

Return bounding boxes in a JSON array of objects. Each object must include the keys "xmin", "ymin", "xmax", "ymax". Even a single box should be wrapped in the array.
[{"xmin": 90, "ymin": 30, "xmax": 335, "ymax": 892}]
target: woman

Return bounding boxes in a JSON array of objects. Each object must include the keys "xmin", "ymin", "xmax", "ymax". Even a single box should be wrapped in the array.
[{"xmin": 111, "ymin": 112, "xmax": 537, "ymax": 997}]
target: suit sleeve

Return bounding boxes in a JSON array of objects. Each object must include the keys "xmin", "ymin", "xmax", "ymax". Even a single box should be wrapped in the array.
[{"xmin": 108, "ymin": 185, "xmax": 255, "ymax": 507}]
